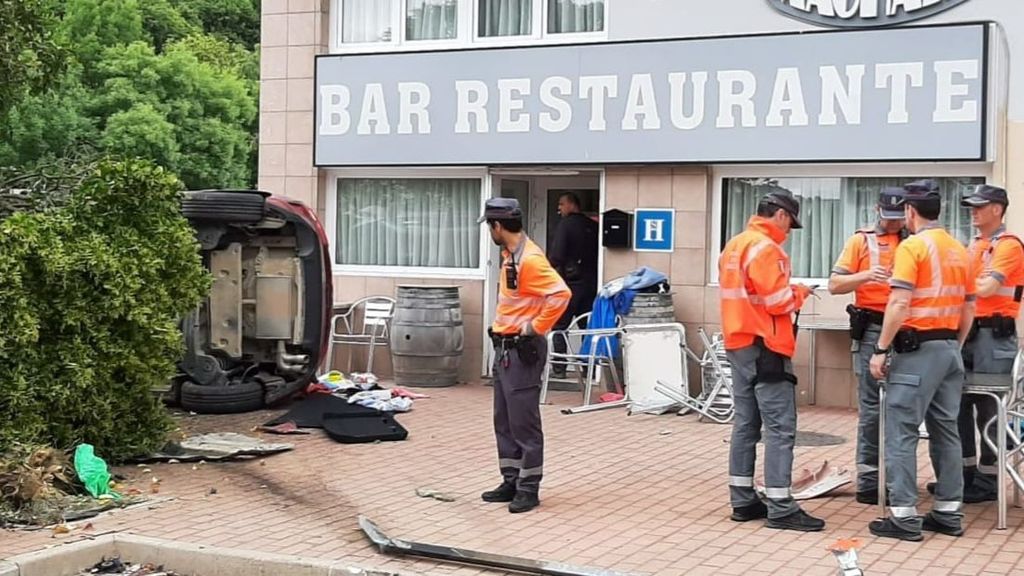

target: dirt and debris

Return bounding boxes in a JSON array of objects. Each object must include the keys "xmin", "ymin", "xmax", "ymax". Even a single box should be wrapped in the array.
[
  {"xmin": 0, "ymin": 444, "xmax": 148, "ymax": 528},
  {"xmin": 79, "ymin": 557, "xmax": 185, "ymax": 575},
  {"xmin": 415, "ymin": 487, "xmax": 455, "ymax": 502}
]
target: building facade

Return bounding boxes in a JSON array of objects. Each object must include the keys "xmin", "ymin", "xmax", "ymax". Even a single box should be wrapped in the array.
[{"xmin": 259, "ymin": 0, "xmax": 1024, "ymax": 407}]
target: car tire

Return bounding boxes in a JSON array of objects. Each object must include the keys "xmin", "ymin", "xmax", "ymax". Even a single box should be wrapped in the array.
[
  {"xmin": 182, "ymin": 191, "xmax": 266, "ymax": 223},
  {"xmin": 180, "ymin": 381, "xmax": 265, "ymax": 414}
]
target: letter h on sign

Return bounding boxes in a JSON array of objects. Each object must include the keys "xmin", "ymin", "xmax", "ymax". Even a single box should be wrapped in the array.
[{"xmin": 633, "ymin": 209, "xmax": 675, "ymax": 253}]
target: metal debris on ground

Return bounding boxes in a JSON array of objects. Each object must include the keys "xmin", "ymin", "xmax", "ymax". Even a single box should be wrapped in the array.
[
  {"xmin": 359, "ymin": 515, "xmax": 632, "ymax": 576},
  {"xmin": 415, "ymin": 487, "xmax": 455, "ymax": 502},
  {"xmin": 828, "ymin": 538, "xmax": 864, "ymax": 576},
  {"xmin": 79, "ymin": 556, "xmax": 182, "ymax": 575},
  {"xmin": 134, "ymin": 433, "xmax": 293, "ymax": 463}
]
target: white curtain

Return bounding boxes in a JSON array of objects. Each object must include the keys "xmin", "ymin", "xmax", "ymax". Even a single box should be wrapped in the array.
[
  {"xmin": 407, "ymin": 0, "xmax": 459, "ymax": 41},
  {"xmin": 548, "ymin": 0, "xmax": 604, "ymax": 33},
  {"xmin": 723, "ymin": 177, "xmax": 983, "ymax": 278},
  {"xmin": 479, "ymin": 0, "xmax": 532, "ymax": 37},
  {"xmin": 342, "ymin": 0, "xmax": 393, "ymax": 43},
  {"xmin": 337, "ymin": 179, "xmax": 481, "ymax": 268}
]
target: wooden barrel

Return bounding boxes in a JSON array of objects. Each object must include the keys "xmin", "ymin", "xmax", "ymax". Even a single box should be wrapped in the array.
[
  {"xmin": 621, "ymin": 292, "xmax": 675, "ymax": 326},
  {"xmin": 390, "ymin": 285, "xmax": 464, "ymax": 387}
]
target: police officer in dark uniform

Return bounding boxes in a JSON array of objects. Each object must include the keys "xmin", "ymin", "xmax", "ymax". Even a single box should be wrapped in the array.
[
  {"xmin": 480, "ymin": 198, "xmax": 571, "ymax": 513},
  {"xmin": 547, "ymin": 192, "xmax": 599, "ymax": 376}
]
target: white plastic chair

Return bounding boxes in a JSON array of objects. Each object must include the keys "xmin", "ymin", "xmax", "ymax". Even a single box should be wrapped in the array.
[{"xmin": 322, "ymin": 296, "xmax": 396, "ymax": 375}]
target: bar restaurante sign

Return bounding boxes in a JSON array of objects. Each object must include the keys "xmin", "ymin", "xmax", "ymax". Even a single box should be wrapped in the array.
[{"xmin": 767, "ymin": 0, "xmax": 971, "ymax": 28}]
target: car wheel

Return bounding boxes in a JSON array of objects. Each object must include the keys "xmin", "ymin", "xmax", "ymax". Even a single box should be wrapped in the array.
[
  {"xmin": 180, "ymin": 381, "xmax": 264, "ymax": 414},
  {"xmin": 181, "ymin": 191, "xmax": 267, "ymax": 223}
]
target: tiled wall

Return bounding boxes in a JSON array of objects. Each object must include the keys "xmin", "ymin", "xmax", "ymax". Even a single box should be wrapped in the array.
[{"xmin": 604, "ymin": 167, "xmax": 859, "ymax": 408}]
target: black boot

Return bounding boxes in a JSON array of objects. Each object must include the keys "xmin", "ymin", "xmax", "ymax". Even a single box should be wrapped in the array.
[
  {"xmin": 869, "ymin": 518, "xmax": 923, "ymax": 542},
  {"xmin": 508, "ymin": 491, "xmax": 540, "ymax": 513},
  {"xmin": 766, "ymin": 509, "xmax": 825, "ymax": 532},
  {"xmin": 730, "ymin": 501, "xmax": 768, "ymax": 522},
  {"xmin": 481, "ymin": 482, "xmax": 516, "ymax": 503}
]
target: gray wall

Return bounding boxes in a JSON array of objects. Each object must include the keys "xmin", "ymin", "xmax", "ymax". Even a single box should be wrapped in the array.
[{"xmin": 610, "ymin": 0, "xmax": 1023, "ymax": 120}]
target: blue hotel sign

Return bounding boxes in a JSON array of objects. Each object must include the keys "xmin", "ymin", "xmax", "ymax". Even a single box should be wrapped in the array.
[{"xmin": 634, "ymin": 209, "xmax": 674, "ymax": 253}]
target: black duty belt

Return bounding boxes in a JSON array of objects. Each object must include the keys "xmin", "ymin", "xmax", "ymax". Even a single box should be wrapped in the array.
[
  {"xmin": 976, "ymin": 317, "xmax": 1008, "ymax": 329},
  {"xmin": 857, "ymin": 308, "xmax": 885, "ymax": 326},
  {"xmin": 915, "ymin": 329, "xmax": 959, "ymax": 343}
]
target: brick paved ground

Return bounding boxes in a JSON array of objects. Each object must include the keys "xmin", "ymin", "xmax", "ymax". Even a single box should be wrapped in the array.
[{"xmin": 2, "ymin": 383, "xmax": 1023, "ymax": 575}]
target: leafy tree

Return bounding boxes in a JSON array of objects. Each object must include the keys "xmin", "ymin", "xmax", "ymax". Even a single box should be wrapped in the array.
[
  {"xmin": 174, "ymin": 0, "xmax": 260, "ymax": 49},
  {"xmin": 0, "ymin": 0, "xmax": 66, "ymax": 115},
  {"xmin": 140, "ymin": 0, "xmax": 199, "ymax": 52}
]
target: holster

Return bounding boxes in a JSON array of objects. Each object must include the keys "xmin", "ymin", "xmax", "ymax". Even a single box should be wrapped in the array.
[
  {"xmin": 753, "ymin": 338, "xmax": 797, "ymax": 385},
  {"xmin": 991, "ymin": 315, "xmax": 1016, "ymax": 339},
  {"xmin": 516, "ymin": 335, "xmax": 541, "ymax": 366},
  {"xmin": 893, "ymin": 329, "xmax": 920, "ymax": 354},
  {"xmin": 847, "ymin": 304, "xmax": 867, "ymax": 342}
]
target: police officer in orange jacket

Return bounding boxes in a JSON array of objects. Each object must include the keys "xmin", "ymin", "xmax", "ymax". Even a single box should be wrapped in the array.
[
  {"xmin": 868, "ymin": 180, "xmax": 975, "ymax": 541},
  {"xmin": 478, "ymin": 198, "xmax": 571, "ymax": 513},
  {"xmin": 719, "ymin": 188, "xmax": 823, "ymax": 532},
  {"xmin": 829, "ymin": 188, "xmax": 907, "ymax": 504},
  {"xmin": 939, "ymin": 185, "xmax": 1024, "ymax": 503}
]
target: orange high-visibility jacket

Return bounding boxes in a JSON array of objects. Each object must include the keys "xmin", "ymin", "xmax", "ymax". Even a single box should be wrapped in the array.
[
  {"xmin": 719, "ymin": 216, "xmax": 809, "ymax": 357},
  {"xmin": 968, "ymin": 227, "xmax": 1024, "ymax": 320},
  {"xmin": 492, "ymin": 237, "xmax": 572, "ymax": 336},
  {"xmin": 890, "ymin": 226, "xmax": 974, "ymax": 332},
  {"xmin": 832, "ymin": 228, "xmax": 903, "ymax": 313}
]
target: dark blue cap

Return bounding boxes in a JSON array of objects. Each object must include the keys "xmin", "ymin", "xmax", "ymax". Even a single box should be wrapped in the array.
[
  {"xmin": 760, "ymin": 187, "xmax": 802, "ymax": 229},
  {"xmin": 903, "ymin": 179, "xmax": 941, "ymax": 201},
  {"xmin": 961, "ymin": 184, "xmax": 1008, "ymax": 208},
  {"xmin": 878, "ymin": 187, "xmax": 905, "ymax": 219},
  {"xmin": 478, "ymin": 197, "xmax": 523, "ymax": 223}
]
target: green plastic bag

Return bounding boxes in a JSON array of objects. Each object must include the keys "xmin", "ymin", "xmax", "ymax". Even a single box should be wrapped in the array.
[{"xmin": 74, "ymin": 444, "xmax": 119, "ymax": 499}]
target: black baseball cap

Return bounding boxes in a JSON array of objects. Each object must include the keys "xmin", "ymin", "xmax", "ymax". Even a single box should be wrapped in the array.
[
  {"xmin": 878, "ymin": 187, "xmax": 905, "ymax": 220},
  {"xmin": 961, "ymin": 184, "xmax": 1009, "ymax": 208},
  {"xmin": 902, "ymin": 179, "xmax": 941, "ymax": 201},
  {"xmin": 477, "ymin": 197, "xmax": 523, "ymax": 223},
  {"xmin": 761, "ymin": 188, "xmax": 802, "ymax": 229}
]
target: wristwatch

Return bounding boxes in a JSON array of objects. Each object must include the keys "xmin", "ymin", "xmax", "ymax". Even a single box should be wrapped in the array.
[{"xmin": 873, "ymin": 345, "xmax": 891, "ymax": 355}]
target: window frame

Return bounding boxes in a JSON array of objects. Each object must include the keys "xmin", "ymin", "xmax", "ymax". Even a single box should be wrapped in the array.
[
  {"xmin": 325, "ymin": 167, "xmax": 490, "ymax": 279},
  {"xmin": 330, "ymin": 0, "xmax": 608, "ymax": 54},
  {"xmin": 709, "ymin": 163, "xmax": 994, "ymax": 286}
]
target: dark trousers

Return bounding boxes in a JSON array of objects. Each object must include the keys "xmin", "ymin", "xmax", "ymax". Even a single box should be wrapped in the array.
[{"xmin": 493, "ymin": 337, "xmax": 546, "ymax": 493}]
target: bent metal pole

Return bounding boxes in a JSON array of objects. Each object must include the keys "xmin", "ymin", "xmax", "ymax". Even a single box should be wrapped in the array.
[{"xmin": 359, "ymin": 515, "xmax": 632, "ymax": 576}]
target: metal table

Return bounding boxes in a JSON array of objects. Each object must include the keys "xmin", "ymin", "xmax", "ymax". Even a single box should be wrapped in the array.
[{"xmin": 800, "ymin": 319, "xmax": 850, "ymax": 406}]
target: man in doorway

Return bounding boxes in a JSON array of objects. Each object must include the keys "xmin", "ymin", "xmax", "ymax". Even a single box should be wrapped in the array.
[
  {"xmin": 547, "ymin": 192, "xmax": 599, "ymax": 377},
  {"xmin": 480, "ymin": 198, "xmax": 571, "ymax": 513}
]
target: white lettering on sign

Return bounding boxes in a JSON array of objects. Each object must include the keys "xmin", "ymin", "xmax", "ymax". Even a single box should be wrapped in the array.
[
  {"xmin": 819, "ymin": 64, "xmax": 865, "ymax": 125},
  {"xmin": 771, "ymin": 0, "xmax": 968, "ymax": 27},
  {"xmin": 644, "ymin": 219, "xmax": 665, "ymax": 243},
  {"xmin": 397, "ymin": 82, "xmax": 431, "ymax": 135},
  {"xmin": 933, "ymin": 59, "xmax": 979, "ymax": 123},
  {"xmin": 317, "ymin": 59, "xmax": 980, "ymax": 137},
  {"xmin": 455, "ymin": 80, "xmax": 489, "ymax": 134},
  {"xmin": 875, "ymin": 62, "xmax": 924, "ymax": 124},
  {"xmin": 716, "ymin": 70, "xmax": 758, "ymax": 128},
  {"xmin": 579, "ymin": 75, "xmax": 618, "ymax": 131},
  {"xmin": 668, "ymin": 71, "xmax": 708, "ymax": 130},
  {"xmin": 539, "ymin": 76, "xmax": 573, "ymax": 133},
  {"xmin": 319, "ymin": 85, "xmax": 351, "ymax": 135}
]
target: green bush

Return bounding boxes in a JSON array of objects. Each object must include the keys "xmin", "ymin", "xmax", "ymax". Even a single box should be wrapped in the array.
[{"xmin": 0, "ymin": 158, "xmax": 210, "ymax": 461}]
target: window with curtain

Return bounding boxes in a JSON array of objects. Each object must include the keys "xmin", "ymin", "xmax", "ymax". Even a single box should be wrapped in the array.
[
  {"xmin": 722, "ymin": 176, "xmax": 984, "ymax": 279},
  {"xmin": 336, "ymin": 178, "xmax": 481, "ymax": 269},
  {"xmin": 548, "ymin": 0, "xmax": 604, "ymax": 34},
  {"xmin": 342, "ymin": 0, "xmax": 394, "ymax": 43},
  {"xmin": 407, "ymin": 0, "xmax": 459, "ymax": 41},
  {"xmin": 479, "ymin": 0, "xmax": 532, "ymax": 37}
]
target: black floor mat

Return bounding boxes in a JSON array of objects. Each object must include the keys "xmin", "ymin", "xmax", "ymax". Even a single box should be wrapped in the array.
[
  {"xmin": 322, "ymin": 412, "xmax": 408, "ymax": 444},
  {"xmin": 263, "ymin": 393, "xmax": 380, "ymax": 428}
]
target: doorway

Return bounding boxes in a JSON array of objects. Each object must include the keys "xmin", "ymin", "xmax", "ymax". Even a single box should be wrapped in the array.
[{"xmin": 482, "ymin": 169, "xmax": 603, "ymax": 377}]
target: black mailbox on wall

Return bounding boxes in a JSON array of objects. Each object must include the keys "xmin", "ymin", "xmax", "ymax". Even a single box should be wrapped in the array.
[{"xmin": 602, "ymin": 209, "xmax": 632, "ymax": 249}]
